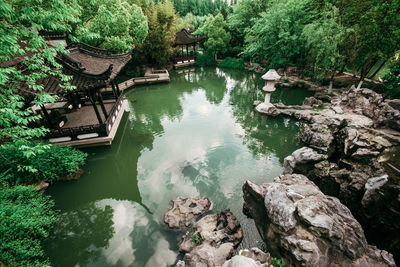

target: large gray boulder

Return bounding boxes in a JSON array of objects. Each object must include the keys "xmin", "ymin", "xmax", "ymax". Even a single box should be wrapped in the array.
[{"xmin": 242, "ymin": 174, "xmax": 395, "ymax": 267}]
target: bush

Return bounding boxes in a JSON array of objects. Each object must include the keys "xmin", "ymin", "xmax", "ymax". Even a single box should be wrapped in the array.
[
  {"xmin": 218, "ymin": 57, "xmax": 245, "ymax": 69},
  {"xmin": 0, "ymin": 184, "xmax": 57, "ymax": 266},
  {"xmin": 195, "ymin": 52, "xmax": 217, "ymax": 67},
  {"xmin": 0, "ymin": 142, "xmax": 87, "ymax": 185},
  {"xmin": 126, "ymin": 65, "xmax": 146, "ymax": 77},
  {"xmin": 383, "ymin": 60, "xmax": 400, "ymax": 98}
]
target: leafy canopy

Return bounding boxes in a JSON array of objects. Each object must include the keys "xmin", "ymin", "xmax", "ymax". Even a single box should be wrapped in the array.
[
  {"xmin": 243, "ymin": 0, "xmax": 313, "ymax": 68},
  {"xmin": 77, "ymin": 0, "xmax": 148, "ymax": 53},
  {"xmin": 195, "ymin": 13, "xmax": 230, "ymax": 59}
]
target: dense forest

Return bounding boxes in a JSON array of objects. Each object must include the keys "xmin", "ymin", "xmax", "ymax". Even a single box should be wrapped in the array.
[{"xmin": 0, "ymin": 0, "xmax": 399, "ymax": 265}]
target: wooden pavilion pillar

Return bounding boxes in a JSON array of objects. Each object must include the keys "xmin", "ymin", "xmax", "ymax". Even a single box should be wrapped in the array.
[
  {"xmin": 89, "ymin": 92, "xmax": 103, "ymax": 124},
  {"xmin": 97, "ymin": 91, "xmax": 108, "ymax": 119},
  {"xmin": 186, "ymin": 44, "xmax": 189, "ymax": 59},
  {"xmin": 111, "ymin": 81, "xmax": 118, "ymax": 99},
  {"xmin": 181, "ymin": 45, "xmax": 184, "ymax": 58},
  {"xmin": 114, "ymin": 80, "xmax": 121, "ymax": 96},
  {"xmin": 40, "ymin": 105, "xmax": 54, "ymax": 128}
]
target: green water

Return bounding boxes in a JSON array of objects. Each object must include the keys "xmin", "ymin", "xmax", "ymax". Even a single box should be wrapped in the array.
[{"xmin": 44, "ymin": 67, "xmax": 313, "ymax": 267}]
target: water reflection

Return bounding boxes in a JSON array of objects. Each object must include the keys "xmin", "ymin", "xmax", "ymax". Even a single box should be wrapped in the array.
[{"xmin": 45, "ymin": 67, "xmax": 311, "ymax": 266}]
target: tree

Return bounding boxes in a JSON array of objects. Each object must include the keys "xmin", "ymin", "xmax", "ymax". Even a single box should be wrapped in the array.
[
  {"xmin": 243, "ymin": 0, "xmax": 313, "ymax": 69},
  {"xmin": 227, "ymin": 0, "xmax": 268, "ymax": 55},
  {"xmin": 382, "ymin": 59, "xmax": 400, "ymax": 98},
  {"xmin": 132, "ymin": 0, "xmax": 178, "ymax": 67},
  {"xmin": 0, "ymin": 0, "xmax": 79, "ymax": 158},
  {"xmin": 77, "ymin": 0, "xmax": 148, "ymax": 53},
  {"xmin": 195, "ymin": 13, "xmax": 231, "ymax": 60},
  {"xmin": 302, "ymin": 4, "xmax": 349, "ymax": 93},
  {"xmin": 351, "ymin": 0, "xmax": 400, "ymax": 89}
]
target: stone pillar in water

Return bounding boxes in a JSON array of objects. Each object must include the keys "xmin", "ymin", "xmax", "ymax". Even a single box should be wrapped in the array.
[{"xmin": 255, "ymin": 69, "xmax": 281, "ymax": 116}]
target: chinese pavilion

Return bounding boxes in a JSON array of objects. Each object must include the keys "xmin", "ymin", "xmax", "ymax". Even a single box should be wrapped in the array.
[
  {"xmin": 173, "ymin": 29, "xmax": 204, "ymax": 68},
  {"xmin": 9, "ymin": 35, "xmax": 132, "ymax": 147}
]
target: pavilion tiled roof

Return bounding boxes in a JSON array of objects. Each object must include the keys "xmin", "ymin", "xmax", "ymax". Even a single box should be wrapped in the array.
[
  {"xmin": 10, "ymin": 42, "xmax": 132, "ymax": 100},
  {"xmin": 174, "ymin": 29, "xmax": 205, "ymax": 46}
]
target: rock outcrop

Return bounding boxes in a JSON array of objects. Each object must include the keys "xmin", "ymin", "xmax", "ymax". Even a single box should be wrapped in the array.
[
  {"xmin": 179, "ymin": 210, "xmax": 243, "ymax": 267},
  {"xmin": 222, "ymin": 248, "xmax": 271, "ymax": 267},
  {"xmin": 257, "ymin": 84, "xmax": 400, "ymax": 261},
  {"xmin": 243, "ymin": 174, "xmax": 396, "ymax": 267},
  {"xmin": 164, "ymin": 196, "xmax": 212, "ymax": 230}
]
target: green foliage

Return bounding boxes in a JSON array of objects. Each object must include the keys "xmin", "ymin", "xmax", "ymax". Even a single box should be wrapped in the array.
[
  {"xmin": 195, "ymin": 52, "xmax": 217, "ymax": 67},
  {"xmin": 383, "ymin": 59, "xmax": 400, "ymax": 98},
  {"xmin": 0, "ymin": 142, "xmax": 87, "ymax": 185},
  {"xmin": 133, "ymin": 0, "xmax": 178, "ymax": 67},
  {"xmin": 195, "ymin": 13, "xmax": 230, "ymax": 59},
  {"xmin": 0, "ymin": 0, "xmax": 78, "ymax": 146},
  {"xmin": 243, "ymin": 0, "xmax": 312, "ymax": 68},
  {"xmin": 271, "ymin": 257, "xmax": 286, "ymax": 267},
  {"xmin": 77, "ymin": 0, "xmax": 148, "ymax": 53},
  {"xmin": 172, "ymin": 0, "xmax": 228, "ymax": 17},
  {"xmin": 218, "ymin": 57, "xmax": 245, "ymax": 70},
  {"xmin": 180, "ymin": 13, "xmax": 209, "ymax": 30},
  {"xmin": 191, "ymin": 232, "xmax": 201, "ymax": 243},
  {"xmin": 302, "ymin": 4, "xmax": 349, "ymax": 81},
  {"xmin": 227, "ymin": 0, "xmax": 268, "ymax": 55},
  {"xmin": 0, "ymin": 184, "xmax": 57, "ymax": 266},
  {"xmin": 126, "ymin": 65, "xmax": 146, "ymax": 77},
  {"xmin": 350, "ymin": 0, "xmax": 400, "ymax": 80}
]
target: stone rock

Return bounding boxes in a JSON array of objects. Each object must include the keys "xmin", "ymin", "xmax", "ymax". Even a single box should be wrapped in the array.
[
  {"xmin": 164, "ymin": 197, "xmax": 212, "ymax": 230},
  {"xmin": 303, "ymin": 96, "xmax": 323, "ymax": 107},
  {"xmin": 300, "ymin": 123, "xmax": 334, "ymax": 152},
  {"xmin": 184, "ymin": 242, "xmax": 234, "ymax": 267},
  {"xmin": 222, "ymin": 248, "xmax": 271, "ymax": 267},
  {"xmin": 239, "ymin": 248, "xmax": 271, "ymax": 265},
  {"xmin": 255, "ymin": 103, "xmax": 279, "ymax": 116},
  {"xmin": 242, "ymin": 174, "xmax": 396, "ymax": 267},
  {"xmin": 253, "ymin": 100, "xmax": 262, "ymax": 107},
  {"xmin": 283, "ymin": 147, "xmax": 328, "ymax": 174},
  {"xmin": 332, "ymin": 105, "xmax": 344, "ymax": 114},
  {"xmin": 176, "ymin": 260, "xmax": 186, "ymax": 267},
  {"xmin": 179, "ymin": 210, "xmax": 243, "ymax": 266},
  {"xmin": 387, "ymin": 99, "xmax": 400, "ymax": 111},
  {"xmin": 34, "ymin": 180, "xmax": 49, "ymax": 190},
  {"xmin": 361, "ymin": 175, "xmax": 389, "ymax": 207},
  {"xmin": 352, "ymin": 148, "xmax": 380, "ymax": 159},
  {"xmin": 222, "ymin": 255, "xmax": 260, "ymax": 267},
  {"xmin": 314, "ymin": 92, "xmax": 331, "ymax": 102}
]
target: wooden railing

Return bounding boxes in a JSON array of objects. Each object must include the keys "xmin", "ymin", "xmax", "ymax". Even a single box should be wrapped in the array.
[
  {"xmin": 47, "ymin": 124, "xmax": 107, "ymax": 140},
  {"xmin": 105, "ymin": 94, "xmax": 124, "ymax": 135},
  {"xmin": 174, "ymin": 55, "xmax": 196, "ymax": 63},
  {"xmin": 46, "ymin": 94, "xmax": 124, "ymax": 140}
]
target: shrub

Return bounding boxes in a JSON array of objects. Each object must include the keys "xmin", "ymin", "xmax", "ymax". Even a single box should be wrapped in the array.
[
  {"xmin": 195, "ymin": 52, "xmax": 217, "ymax": 67},
  {"xmin": 0, "ymin": 142, "xmax": 87, "ymax": 185},
  {"xmin": 0, "ymin": 184, "xmax": 57, "ymax": 266},
  {"xmin": 383, "ymin": 60, "xmax": 400, "ymax": 98},
  {"xmin": 218, "ymin": 57, "xmax": 245, "ymax": 70},
  {"xmin": 126, "ymin": 65, "xmax": 146, "ymax": 77}
]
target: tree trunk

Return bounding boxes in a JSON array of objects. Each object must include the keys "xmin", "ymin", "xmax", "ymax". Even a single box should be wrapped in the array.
[
  {"xmin": 356, "ymin": 80, "xmax": 364, "ymax": 90},
  {"xmin": 368, "ymin": 60, "xmax": 386, "ymax": 79},
  {"xmin": 328, "ymin": 80, "xmax": 333, "ymax": 94}
]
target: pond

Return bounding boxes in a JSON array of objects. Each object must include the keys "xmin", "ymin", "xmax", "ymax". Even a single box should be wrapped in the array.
[{"xmin": 44, "ymin": 67, "xmax": 313, "ymax": 267}]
